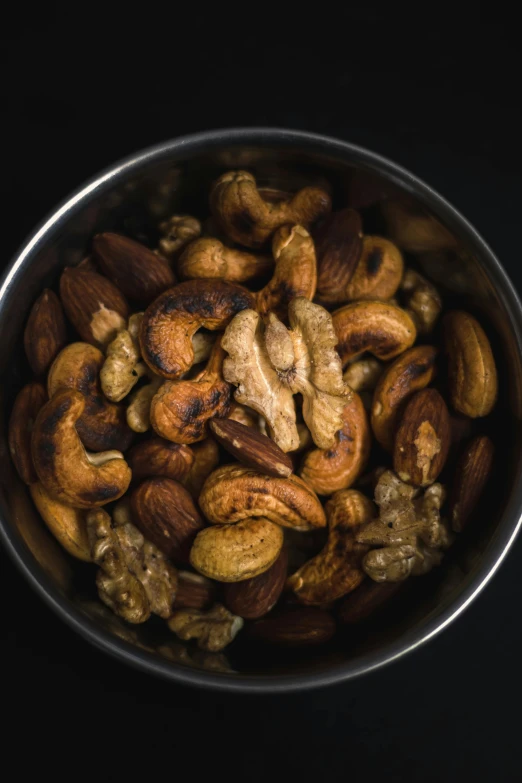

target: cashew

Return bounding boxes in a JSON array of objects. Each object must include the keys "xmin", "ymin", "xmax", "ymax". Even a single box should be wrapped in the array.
[
  {"xmin": 190, "ymin": 518, "xmax": 284, "ymax": 582},
  {"xmin": 31, "ymin": 389, "xmax": 131, "ymax": 508},
  {"xmin": 191, "ymin": 331, "xmax": 216, "ymax": 365},
  {"xmin": 178, "ymin": 237, "xmax": 273, "ymax": 283},
  {"xmin": 199, "ymin": 464, "xmax": 326, "ymax": 531},
  {"xmin": 30, "ymin": 482, "xmax": 91, "ymax": 561},
  {"xmin": 127, "ymin": 437, "xmax": 195, "ymax": 482},
  {"xmin": 332, "ymin": 300, "xmax": 417, "ymax": 366},
  {"xmin": 100, "ymin": 316, "xmax": 147, "ymax": 402},
  {"xmin": 382, "ymin": 199, "xmax": 457, "ymax": 253},
  {"xmin": 400, "ymin": 269, "xmax": 442, "ymax": 334},
  {"xmin": 8, "ymin": 382, "xmax": 47, "ymax": 485},
  {"xmin": 139, "ymin": 279, "xmax": 255, "ymax": 379},
  {"xmin": 126, "ymin": 375, "xmax": 162, "ymax": 432},
  {"xmin": 210, "ymin": 170, "xmax": 331, "ymax": 248},
  {"xmin": 345, "ymin": 236, "xmax": 404, "ymax": 301},
  {"xmin": 157, "ymin": 214, "xmax": 202, "ymax": 260},
  {"xmin": 287, "ymin": 489, "xmax": 374, "ymax": 604}
]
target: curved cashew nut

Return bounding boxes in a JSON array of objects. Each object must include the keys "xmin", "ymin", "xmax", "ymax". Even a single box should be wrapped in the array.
[
  {"xmin": 199, "ymin": 464, "xmax": 326, "ymax": 531},
  {"xmin": 157, "ymin": 214, "xmax": 202, "ymax": 261},
  {"xmin": 150, "ymin": 337, "xmax": 232, "ymax": 444},
  {"xmin": 371, "ymin": 345, "xmax": 438, "ymax": 451},
  {"xmin": 256, "ymin": 225, "xmax": 317, "ymax": 319},
  {"xmin": 443, "ymin": 310, "xmax": 498, "ymax": 417},
  {"xmin": 30, "ymin": 482, "xmax": 91, "ymax": 561},
  {"xmin": 299, "ymin": 392, "xmax": 371, "ymax": 496},
  {"xmin": 100, "ymin": 313, "xmax": 147, "ymax": 402},
  {"xmin": 345, "ymin": 236, "xmax": 404, "ymax": 301},
  {"xmin": 127, "ymin": 437, "xmax": 194, "ymax": 482},
  {"xmin": 190, "ymin": 517, "xmax": 284, "ymax": 582},
  {"xmin": 178, "ymin": 237, "xmax": 273, "ymax": 283},
  {"xmin": 48, "ymin": 342, "xmax": 134, "ymax": 452},
  {"xmin": 31, "ymin": 389, "xmax": 132, "ymax": 508},
  {"xmin": 139, "ymin": 279, "xmax": 255, "ymax": 379},
  {"xmin": 332, "ymin": 300, "xmax": 417, "ymax": 366},
  {"xmin": 8, "ymin": 382, "xmax": 47, "ymax": 485},
  {"xmin": 286, "ymin": 489, "xmax": 374, "ymax": 604},
  {"xmin": 210, "ymin": 170, "xmax": 331, "ymax": 248}
]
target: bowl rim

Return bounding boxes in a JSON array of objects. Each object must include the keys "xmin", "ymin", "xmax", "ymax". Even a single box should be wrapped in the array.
[{"xmin": 1, "ymin": 126, "xmax": 522, "ymax": 693}]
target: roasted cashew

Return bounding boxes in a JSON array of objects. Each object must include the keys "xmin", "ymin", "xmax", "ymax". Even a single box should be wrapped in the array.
[
  {"xmin": 178, "ymin": 237, "xmax": 273, "ymax": 283},
  {"xmin": 345, "ymin": 236, "xmax": 404, "ymax": 302},
  {"xmin": 332, "ymin": 300, "xmax": 416, "ymax": 366},
  {"xmin": 30, "ymin": 482, "xmax": 91, "ymax": 561}
]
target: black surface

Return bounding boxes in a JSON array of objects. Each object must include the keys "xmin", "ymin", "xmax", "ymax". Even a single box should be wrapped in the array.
[{"xmin": 2, "ymin": 8, "xmax": 521, "ymax": 780}]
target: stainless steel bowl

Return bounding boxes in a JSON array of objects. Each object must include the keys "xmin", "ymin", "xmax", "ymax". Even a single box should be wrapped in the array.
[{"xmin": 1, "ymin": 128, "xmax": 521, "ymax": 692}]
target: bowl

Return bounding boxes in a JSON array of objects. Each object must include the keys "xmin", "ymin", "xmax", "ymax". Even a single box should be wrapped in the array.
[{"xmin": 1, "ymin": 128, "xmax": 522, "ymax": 693}]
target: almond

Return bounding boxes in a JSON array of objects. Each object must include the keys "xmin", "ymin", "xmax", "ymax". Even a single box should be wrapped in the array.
[
  {"xmin": 59, "ymin": 265, "xmax": 129, "ymax": 348},
  {"xmin": 450, "ymin": 435, "xmax": 494, "ymax": 532},
  {"xmin": 8, "ymin": 382, "xmax": 47, "ymax": 484},
  {"xmin": 209, "ymin": 418, "xmax": 293, "ymax": 478},
  {"xmin": 337, "ymin": 580, "xmax": 402, "ymax": 624},
  {"xmin": 223, "ymin": 548, "xmax": 288, "ymax": 619},
  {"xmin": 24, "ymin": 289, "xmax": 68, "ymax": 376},
  {"xmin": 130, "ymin": 476, "xmax": 204, "ymax": 564},
  {"xmin": 393, "ymin": 388, "xmax": 451, "ymax": 487},
  {"xmin": 313, "ymin": 208, "xmax": 363, "ymax": 304},
  {"xmin": 172, "ymin": 570, "xmax": 216, "ymax": 610},
  {"xmin": 93, "ymin": 233, "xmax": 176, "ymax": 306},
  {"xmin": 248, "ymin": 606, "xmax": 335, "ymax": 647},
  {"xmin": 127, "ymin": 438, "xmax": 195, "ymax": 483}
]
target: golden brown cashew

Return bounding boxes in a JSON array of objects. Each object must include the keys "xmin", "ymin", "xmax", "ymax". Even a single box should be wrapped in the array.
[
  {"xmin": 371, "ymin": 345, "xmax": 438, "ymax": 451},
  {"xmin": 8, "ymin": 382, "xmax": 47, "ymax": 484},
  {"xmin": 299, "ymin": 392, "xmax": 371, "ymax": 496},
  {"xmin": 332, "ymin": 300, "xmax": 417, "ymax": 366},
  {"xmin": 127, "ymin": 437, "xmax": 195, "ymax": 483},
  {"xmin": 199, "ymin": 464, "xmax": 326, "ymax": 531},
  {"xmin": 178, "ymin": 237, "xmax": 273, "ymax": 283},
  {"xmin": 47, "ymin": 342, "xmax": 134, "ymax": 452},
  {"xmin": 443, "ymin": 310, "xmax": 498, "ymax": 417},
  {"xmin": 256, "ymin": 225, "xmax": 317, "ymax": 320},
  {"xmin": 287, "ymin": 489, "xmax": 374, "ymax": 604},
  {"xmin": 210, "ymin": 170, "xmax": 331, "ymax": 248},
  {"xmin": 150, "ymin": 337, "xmax": 232, "ymax": 443},
  {"xmin": 31, "ymin": 389, "xmax": 132, "ymax": 508},
  {"xmin": 30, "ymin": 482, "xmax": 91, "ymax": 561},
  {"xmin": 345, "ymin": 237, "xmax": 404, "ymax": 301},
  {"xmin": 139, "ymin": 279, "xmax": 255, "ymax": 379}
]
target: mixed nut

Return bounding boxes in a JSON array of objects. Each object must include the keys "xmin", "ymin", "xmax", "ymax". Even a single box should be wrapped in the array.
[{"xmin": 8, "ymin": 169, "xmax": 498, "ymax": 656}]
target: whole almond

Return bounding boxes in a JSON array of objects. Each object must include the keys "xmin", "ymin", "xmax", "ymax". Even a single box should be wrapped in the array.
[
  {"xmin": 393, "ymin": 388, "xmax": 451, "ymax": 486},
  {"xmin": 93, "ymin": 233, "xmax": 176, "ymax": 306},
  {"xmin": 127, "ymin": 438, "xmax": 195, "ymax": 483},
  {"xmin": 172, "ymin": 570, "xmax": 216, "ymax": 610},
  {"xmin": 130, "ymin": 476, "xmax": 204, "ymax": 564},
  {"xmin": 248, "ymin": 606, "xmax": 335, "ymax": 647},
  {"xmin": 337, "ymin": 580, "xmax": 402, "ymax": 624},
  {"xmin": 209, "ymin": 418, "xmax": 293, "ymax": 478},
  {"xmin": 450, "ymin": 435, "xmax": 494, "ymax": 532},
  {"xmin": 24, "ymin": 289, "xmax": 68, "ymax": 376},
  {"xmin": 223, "ymin": 548, "xmax": 288, "ymax": 619},
  {"xmin": 313, "ymin": 208, "xmax": 363, "ymax": 304},
  {"xmin": 8, "ymin": 382, "xmax": 47, "ymax": 484},
  {"xmin": 60, "ymin": 265, "xmax": 129, "ymax": 348}
]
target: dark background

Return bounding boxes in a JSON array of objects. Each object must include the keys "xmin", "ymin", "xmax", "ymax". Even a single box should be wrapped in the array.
[{"xmin": 2, "ymin": 7, "xmax": 521, "ymax": 780}]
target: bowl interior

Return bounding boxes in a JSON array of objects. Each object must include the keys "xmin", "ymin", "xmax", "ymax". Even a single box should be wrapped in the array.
[{"xmin": 1, "ymin": 132, "xmax": 521, "ymax": 689}]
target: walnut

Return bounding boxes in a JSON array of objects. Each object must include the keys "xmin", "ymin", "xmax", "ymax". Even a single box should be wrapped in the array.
[
  {"xmin": 157, "ymin": 215, "xmax": 202, "ymax": 260},
  {"xmin": 168, "ymin": 604, "xmax": 244, "ymax": 651},
  {"xmin": 356, "ymin": 470, "xmax": 453, "ymax": 582},
  {"xmin": 86, "ymin": 507, "xmax": 178, "ymax": 623},
  {"xmin": 100, "ymin": 313, "xmax": 147, "ymax": 402},
  {"xmin": 400, "ymin": 269, "xmax": 442, "ymax": 335},
  {"xmin": 222, "ymin": 297, "xmax": 351, "ymax": 452}
]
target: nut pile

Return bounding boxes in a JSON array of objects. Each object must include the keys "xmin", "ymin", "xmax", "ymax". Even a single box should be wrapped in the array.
[{"xmin": 9, "ymin": 170, "xmax": 498, "ymax": 654}]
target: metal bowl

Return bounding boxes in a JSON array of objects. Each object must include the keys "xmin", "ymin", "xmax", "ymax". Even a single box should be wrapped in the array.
[{"xmin": 1, "ymin": 128, "xmax": 521, "ymax": 693}]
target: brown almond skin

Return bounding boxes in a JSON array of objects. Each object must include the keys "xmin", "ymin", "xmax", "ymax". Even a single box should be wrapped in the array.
[
  {"xmin": 371, "ymin": 345, "xmax": 438, "ymax": 451},
  {"xmin": 24, "ymin": 290, "xmax": 67, "ymax": 376},
  {"xmin": 130, "ymin": 477, "xmax": 205, "ymax": 564},
  {"xmin": 393, "ymin": 388, "xmax": 451, "ymax": 487},
  {"xmin": 8, "ymin": 382, "xmax": 47, "ymax": 484},
  {"xmin": 313, "ymin": 208, "xmax": 363, "ymax": 304},
  {"xmin": 450, "ymin": 435, "xmax": 494, "ymax": 532},
  {"xmin": 209, "ymin": 418, "xmax": 293, "ymax": 478},
  {"xmin": 338, "ymin": 581, "xmax": 402, "ymax": 624},
  {"xmin": 172, "ymin": 571, "xmax": 216, "ymax": 610},
  {"xmin": 223, "ymin": 548, "xmax": 288, "ymax": 619},
  {"xmin": 248, "ymin": 606, "xmax": 336, "ymax": 647},
  {"xmin": 127, "ymin": 438, "xmax": 195, "ymax": 483},
  {"xmin": 332, "ymin": 300, "xmax": 416, "ymax": 366},
  {"xmin": 60, "ymin": 265, "xmax": 130, "ymax": 348},
  {"xmin": 93, "ymin": 232, "xmax": 176, "ymax": 306}
]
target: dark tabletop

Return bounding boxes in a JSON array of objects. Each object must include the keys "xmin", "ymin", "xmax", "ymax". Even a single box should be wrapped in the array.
[{"xmin": 2, "ymin": 7, "xmax": 521, "ymax": 780}]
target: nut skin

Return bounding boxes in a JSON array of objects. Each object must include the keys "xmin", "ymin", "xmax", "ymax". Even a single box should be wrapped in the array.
[
  {"xmin": 172, "ymin": 571, "xmax": 216, "ymax": 610},
  {"xmin": 209, "ymin": 418, "xmax": 293, "ymax": 478},
  {"xmin": 337, "ymin": 580, "xmax": 402, "ymax": 624},
  {"xmin": 371, "ymin": 345, "xmax": 438, "ymax": 451},
  {"xmin": 450, "ymin": 435, "xmax": 494, "ymax": 532},
  {"xmin": 8, "ymin": 382, "xmax": 47, "ymax": 484},
  {"xmin": 59, "ymin": 265, "xmax": 130, "ymax": 348},
  {"xmin": 24, "ymin": 289, "xmax": 67, "ymax": 376},
  {"xmin": 210, "ymin": 170, "xmax": 331, "ymax": 248},
  {"xmin": 182, "ymin": 438, "xmax": 220, "ymax": 498},
  {"xmin": 256, "ymin": 225, "xmax": 317, "ymax": 320},
  {"xmin": 248, "ymin": 606, "xmax": 336, "ymax": 647},
  {"xmin": 299, "ymin": 392, "xmax": 371, "ymax": 496},
  {"xmin": 332, "ymin": 300, "xmax": 417, "ymax": 366},
  {"xmin": 190, "ymin": 517, "xmax": 284, "ymax": 582},
  {"xmin": 313, "ymin": 207, "xmax": 363, "ymax": 304},
  {"xmin": 199, "ymin": 464, "xmax": 327, "ymax": 531},
  {"xmin": 93, "ymin": 232, "xmax": 176, "ymax": 306},
  {"xmin": 139, "ymin": 278, "xmax": 255, "ymax": 379},
  {"xmin": 443, "ymin": 310, "xmax": 498, "ymax": 417},
  {"xmin": 345, "ymin": 236, "xmax": 404, "ymax": 301},
  {"xmin": 30, "ymin": 482, "xmax": 91, "ymax": 561},
  {"xmin": 178, "ymin": 237, "xmax": 273, "ymax": 283},
  {"xmin": 393, "ymin": 388, "xmax": 451, "ymax": 486},
  {"xmin": 127, "ymin": 437, "xmax": 195, "ymax": 483},
  {"xmin": 286, "ymin": 489, "xmax": 374, "ymax": 605},
  {"xmin": 130, "ymin": 476, "xmax": 204, "ymax": 564},
  {"xmin": 48, "ymin": 342, "xmax": 134, "ymax": 452},
  {"xmin": 31, "ymin": 389, "xmax": 131, "ymax": 508},
  {"xmin": 223, "ymin": 548, "xmax": 288, "ymax": 619}
]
